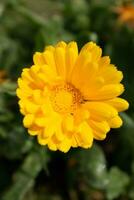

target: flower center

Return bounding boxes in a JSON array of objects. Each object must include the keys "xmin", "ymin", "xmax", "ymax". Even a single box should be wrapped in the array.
[{"xmin": 50, "ymin": 83, "xmax": 83, "ymax": 114}]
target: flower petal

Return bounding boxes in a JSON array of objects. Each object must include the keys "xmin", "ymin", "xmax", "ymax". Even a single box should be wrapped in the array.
[
  {"xmin": 54, "ymin": 47, "xmax": 66, "ymax": 78},
  {"xmin": 58, "ymin": 137, "xmax": 71, "ymax": 152},
  {"xmin": 105, "ymin": 97, "xmax": 129, "ymax": 112},
  {"xmin": 84, "ymin": 102, "xmax": 118, "ymax": 121},
  {"xmin": 109, "ymin": 115, "xmax": 123, "ymax": 128},
  {"xmin": 66, "ymin": 41, "xmax": 78, "ymax": 81},
  {"xmin": 89, "ymin": 120, "xmax": 110, "ymax": 140},
  {"xmin": 87, "ymin": 84, "xmax": 124, "ymax": 100},
  {"xmin": 75, "ymin": 122, "xmax": 93, "ymax": 147}
]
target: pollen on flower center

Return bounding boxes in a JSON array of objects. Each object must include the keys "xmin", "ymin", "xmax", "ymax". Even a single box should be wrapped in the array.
[{"xmin": 50, "ymin": 83, "xmax": 83, "ymax": 114}]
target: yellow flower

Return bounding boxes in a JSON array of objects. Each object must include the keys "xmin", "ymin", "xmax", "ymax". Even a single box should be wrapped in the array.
[{"xmin": 16, "ymin": 41, "xmax": 129, "ymax": 152}]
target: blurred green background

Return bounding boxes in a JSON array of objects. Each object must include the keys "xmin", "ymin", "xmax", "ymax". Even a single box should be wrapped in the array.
[{"xmin": 0, "ymin": 0, "xmax": 134, "ymax": 199}]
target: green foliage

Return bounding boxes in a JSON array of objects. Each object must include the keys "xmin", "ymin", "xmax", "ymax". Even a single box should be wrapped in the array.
[
  {"xmin": 75, "ymin": 144, "xmax": 108, "ymax": 189},
  {"xmin": 106, "ymin": 167, "xmax": 129, "ymax": 199},
  {"xmin": 2, "ymin": 149, "xmax": 49, "ymax": 200},
  {"xmin": 0, "ymin": 0, "xmax": 134, "ymax": 199}
]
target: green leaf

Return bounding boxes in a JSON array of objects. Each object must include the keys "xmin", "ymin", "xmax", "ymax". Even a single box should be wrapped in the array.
[
  {"xmin": 2, "ymin": 150, "xmax": 49, "ymax": 200},
  {"xmin": 0, "ymin": 81, "xmax": 17, "ymax": 95},
  {"xmin": 0, "ymin": 127, "xmax": 7, "ymax": 138},
  {"xmin": 106, "ymin": 167, "xmax": 130, "ymax": 200},
  {"xmin": 76, "ymin": 144, "xmax": 108, "ymax": 189},
  {"xmin": 0, "ymin": 126, "xmax": 32, "ymax": 159},
  {"xmin": 128, "ymin": 161, "xmax": 134, "ymax": 199},
  {"xmin": 119, "ymin": 113, "xmax": 134, "ymax": 155}
]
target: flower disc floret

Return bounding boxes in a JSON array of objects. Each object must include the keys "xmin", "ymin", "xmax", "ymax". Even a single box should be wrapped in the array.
[{"xmin": 50, "ymin": 83, "xmax": 83, "ymax": 114}]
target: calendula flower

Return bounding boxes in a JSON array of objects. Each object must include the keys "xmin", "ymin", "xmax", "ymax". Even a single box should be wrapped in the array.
[
  {"xmin": 115, "ymin": 4, "xmax": 134, "ymax": 26},
  {"xmin": 17, "ymin": 41, "xmax": 129, "ymax": 152}
]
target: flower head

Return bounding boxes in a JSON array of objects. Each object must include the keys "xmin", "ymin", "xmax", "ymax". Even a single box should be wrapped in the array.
[
  {"xmin": 115, "ymin": 4, "xmax": 134, "ymax": 27},
  {"xmin": 17, "ymin": 41, "xmax": 129, "ymax": 152}
]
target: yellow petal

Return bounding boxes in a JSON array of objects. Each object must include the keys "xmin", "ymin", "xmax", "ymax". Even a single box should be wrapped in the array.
[
  {"xmin": 18, "ymin": 78, "xmax": 31, "ymax": 91},
  {"xmin": 21, "ymin": 68, "xmax": 33, "ymax": 82},
  {"xmin": 71, "ymin": 61, "xmax": 98, "ymax": 94},
  {"xmin": 23, "ymin": 114, "xmax": 34, "ymax": 128},
  {"xmin": 32, "ymin": 90, "xmax": 43, "ymax": 104},
  {"xmin": 62, "ymin": 115, "xmax": 74, "ymax": 132},
  {"xmin": 105, "ymin": 97, "xmax": 129, "ymax": 112},
  {"xmin": 56, "ymin": 41, "xmax": 67, "ymax": 48},
  {"xmin": 71, "ymin": 50, "xmax": 92, "ymax": 85},
  {"xmin": 44, "ymin": 126, "xmax": 55, "ymax": 138},
  {"xmin": 54, "ymin": 47, "xmax": 66, "ymax": 78},
  {"xmin": 36, "ymin": 115, "xmax": 62, "ymax": 139},
  {"xmin": 48, "ymin": 140, "xmax": 57, "ymax": 151},
  {"xmin": 18, "ymin": 100, "xmax": 25, "ymax": 113},
  {"xmin": 28, "ymin": 125, "xmax": 41, "ymax": 136},
  {"xmin": 25, "ymin": 101, "xmax": 39, "ymax": 114},
  {"xmin": 35, "ymin": 117, "xmax": 50, "ymax": 127},
  {"xmin": 30, "ymin": 65, "xmax": 40, "ymax": 74},
  {"xmin": 98, "ymin": 56, "xmax": 110, "ymax": 68},
  {"xmin": 66, "ymin": 42, "xmax": 78, "ymax": 81},
  {"xmin": 38, "ymin": 133, "xmax": 49, "ymax": 145},
  {"xmin": 75, "ymin": 122, "xmax": 93, "ymax": 147},
  {"xmin": 29, "ymin": 67, "xmax": 45, "ymax": 88},
  {"xmin": 36, "ymin": 118, "xmax": 55, "ymax": 138},
  {"xmin": 58, "ymin": 137, "xmax": 71, "ymax": 152},
  {"xmin": 84, "ymin": 102, "xmax": 118, "ymax": 121},
  {"xmin": 55, "ymin": 125, "xmax": 64, "ymax": 141},
  {"xmin": 100, "ymin": 65, "xmax": 123, "ymax": 84},
  {"xmin": 71, "ymin": 136, "xmax": 78, "ymax": 147},
  {"xmin": 80, "ymin": 74, "xmax": 104, "ymax": 99},
  {"xmin": 45, "ymin": 45, "xmax": 55, "ymax": 52},
  {"xmin": 81, "ymin": 41, "xmax": 96, "ymax": 51},
  {"xmin": 16, "ymin": 88, "xmax": 30, "ymax": 99},
  {"xmin": 89, "ymin": 120, "xmax": 110, "ymax": 140},
  {"xmin": 74, "ymin": 108, "xmax": 90, "ymax": 125},
  {"xmin": 33, "ymin": 52, "xmax": 45, "ymax": 66},
  {"xmin": 38, "ymin": 65, "xmax": 56, "ymax": 83},
  {"xmin": 43, "ymin": 50, "xmax": 57, "ymax": 74},
  {"xmin": 109, "ymin": 115, "xmax": 123, "ymax": 128},
  {"xmin": 41, "ymin": 101, "xmax": 54, "ymax": 116},
  {"xmin": 80, "ymin": 42, "xmax": 102, "ymax": 61},
  {"xmin": 88, "ymin": 84, "xmax": 124, "ymax": 100},
  {"xmin": 28, "ymin": 129, "xmax": 38, "ymax": 136}
]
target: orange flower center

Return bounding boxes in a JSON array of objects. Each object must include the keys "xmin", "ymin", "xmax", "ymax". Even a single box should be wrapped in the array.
[{"xmin": 50, "ymin": 83, "xmax": 83, "ymax": 114}]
